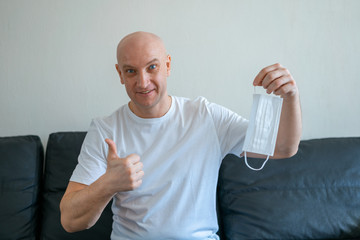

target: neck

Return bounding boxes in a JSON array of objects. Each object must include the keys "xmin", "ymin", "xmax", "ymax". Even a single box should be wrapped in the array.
[{"xmin": 129, "ymin": 95, "xmax": 172, "ymax": 119}]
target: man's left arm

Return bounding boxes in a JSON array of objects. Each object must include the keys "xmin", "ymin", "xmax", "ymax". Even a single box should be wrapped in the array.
[{"xmin": 251, "ymin": 63, "xmax": 302, "ymax": 159}]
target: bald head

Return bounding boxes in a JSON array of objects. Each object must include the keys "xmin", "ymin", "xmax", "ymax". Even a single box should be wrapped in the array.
[
  {"xmin": 114, "ymin": 31, "xmax": 172, "ymax": 118},
  {"xmin": 116, "ymin": 31, "xmax": 167, "ymax": 64}
]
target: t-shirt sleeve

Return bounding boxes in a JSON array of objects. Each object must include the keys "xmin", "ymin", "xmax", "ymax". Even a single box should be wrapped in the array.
[
  {"xmin": 70, "ymin": 119, "xmax": 109, "ymax": 185},
  {"xmin": 205, "ymin": 99, "xmax": 249, "ymax": 158}
]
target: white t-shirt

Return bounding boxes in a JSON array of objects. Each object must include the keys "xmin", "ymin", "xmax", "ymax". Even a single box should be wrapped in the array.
[{"xmin": 70, "ymin": 96, "xmax": 248, "ymax": 240}]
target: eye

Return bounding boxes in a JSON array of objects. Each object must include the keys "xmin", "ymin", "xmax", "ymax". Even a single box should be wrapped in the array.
[
  {"xmin": 126, "ymin": 69, "xmax": 135, "ymax": 73},
  {"xmin": 149, "ymin": 64, "xmax": 157, "ymax": 70}
]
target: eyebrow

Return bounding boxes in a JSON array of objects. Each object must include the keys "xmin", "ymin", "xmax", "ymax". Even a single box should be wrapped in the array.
[
  {"xmin": 122, "ymin": 58, "xmax": 160, "ymax": 69},
  {"xmin": 146, "ymin": 58, "xmax": 160, "ymax": 65}
]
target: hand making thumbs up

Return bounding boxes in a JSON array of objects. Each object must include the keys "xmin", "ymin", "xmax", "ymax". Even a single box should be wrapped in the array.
[{"xmin": 104, "ymin": 138, "xmax": 144, "ymax": 193}]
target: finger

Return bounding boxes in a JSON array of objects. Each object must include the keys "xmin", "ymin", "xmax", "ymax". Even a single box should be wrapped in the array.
[
  {"xmin": 132, "ymin": 161, "xmax": 144, "ymax": 173},
  {"xmin": 132, "ymin": 178, "xmax": 143, "ymax": 189},
  {"xmin": 262, "ymin": 68, "xmax": 290, "ymax": 89},
  {"xmin": 273, "ymin": 81, "xmax": 297, "ymax": 97},
  {"xmin": 105, "ymin": 138, "xmax": 118, "ymax": 160},
  {"xmin": 265, "ymin": 75, "xmax": 292, "ymax": 94},
  {"xmin": 136, "ymin": 170, "xmax": 145, "ymax": 180},
  {"xmin": 132, "ymin": 169, "xmax": 145, "ymax": 181},
  {"xmin": 137, "ymin": 170, "xmax": 145, "ymax": 178},
  {"xmin": 129, "ymin": 170, "xmax": 144, "ymax": 190},
  {"xmin": 126, "ymin": 153, "xmax": 141, "ymax": 165},
  {"xmin": 253, "ymin": 63, "xmax": 282, "ymax": 86}
]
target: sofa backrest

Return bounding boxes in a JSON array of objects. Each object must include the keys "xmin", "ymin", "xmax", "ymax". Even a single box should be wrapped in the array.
[
  {"xmin": 40, "ymin": 131, "xmax": 113, "ymax": 239},
  {"xmin": 218, "ymin": 137, "xmax": 360, "ymax": 239},
  {"xmin": 3, "ymin": 133, "xmax": 360, "ymax": 240},
  {"xmin": 0, "ymin": 135, "xmax": 43, "ymax": 240}
]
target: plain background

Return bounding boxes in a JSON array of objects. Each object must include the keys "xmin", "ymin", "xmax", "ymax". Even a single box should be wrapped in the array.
[{"xmin": 1, "ymin": 0, "xmax": 360, "ymax": 146}]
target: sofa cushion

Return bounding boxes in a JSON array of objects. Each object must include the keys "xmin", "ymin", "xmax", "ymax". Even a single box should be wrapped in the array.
[
  {"xmin": 40, "ymin": 132, "xmax": 113, "ymax": 240},
  {"xmin": 218, "ymin": 137, "xmax": 360, "ymax": 239},
  {"xmin": 0, "ymin": 135, "xmax": 43, "ymax": 240}
]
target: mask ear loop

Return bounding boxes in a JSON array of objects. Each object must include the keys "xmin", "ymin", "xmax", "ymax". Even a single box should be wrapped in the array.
[{"xmin": 244, "ymin": 151, "xmax": 270, "ymax": 171}]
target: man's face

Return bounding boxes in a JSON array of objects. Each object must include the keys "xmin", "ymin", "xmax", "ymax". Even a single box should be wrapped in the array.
[{"xmin": 116, "ymin": 35, "xmax": 171, "ymax": 118}]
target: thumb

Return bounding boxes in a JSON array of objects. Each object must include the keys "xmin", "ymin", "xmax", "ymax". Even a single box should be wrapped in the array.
[{"xmin": 105, "ymin": 138, "xmax": 118, "ymax": 161}]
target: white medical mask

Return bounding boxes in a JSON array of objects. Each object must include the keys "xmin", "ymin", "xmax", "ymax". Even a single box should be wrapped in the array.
[{"xmin": 242, "ymin": 93, "xmax": 283, "ymax": 171}]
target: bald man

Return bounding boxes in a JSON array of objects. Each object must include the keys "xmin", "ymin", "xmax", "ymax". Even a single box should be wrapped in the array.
[{"xmin": 60, "ymin": 31, "xmax": 302, "ymax": 239}]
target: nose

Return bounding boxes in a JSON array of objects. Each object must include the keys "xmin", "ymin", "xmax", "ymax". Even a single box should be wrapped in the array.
[{"xmin": 137, "ymin": 71, "xmax": 150, "ymax": 88}]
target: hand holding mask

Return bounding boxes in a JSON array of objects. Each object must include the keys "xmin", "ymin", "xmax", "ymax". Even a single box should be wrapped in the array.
[{"xmin": 242, "ymin": 63, "xmax": 299, "ymax": 170}]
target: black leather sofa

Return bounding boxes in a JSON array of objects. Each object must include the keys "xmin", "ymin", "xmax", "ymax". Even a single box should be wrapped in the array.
[{"xmin": 1, "ymin": 132, "xmax": 360, "ymax": 239}]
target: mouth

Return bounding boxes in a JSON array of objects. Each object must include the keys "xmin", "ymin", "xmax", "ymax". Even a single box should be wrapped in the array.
[{"xmin": 137, "ymin": 89, "xmax": 155, "ymax": 95}]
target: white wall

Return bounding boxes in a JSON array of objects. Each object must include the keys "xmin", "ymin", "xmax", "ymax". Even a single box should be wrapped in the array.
[{"xmin": 1, "ymin": 0, "xmax": 360, "ymax": 146}]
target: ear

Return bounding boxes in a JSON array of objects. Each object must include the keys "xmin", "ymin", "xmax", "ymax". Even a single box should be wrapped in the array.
[
  {"xmin": 166, "ymin": 55, "xmax": 171, "ymax": 77},
  {"xmin": 115, "ymin": 64, "xmax": 125, "ymax": 84}
]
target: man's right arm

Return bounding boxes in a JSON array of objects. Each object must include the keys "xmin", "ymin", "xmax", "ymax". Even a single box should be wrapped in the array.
[
  {"xmin": 60, "ymin": 178, "xmax": 115, "ymax": 232},
  {"xmin": 60, "ymin": 138, "xmax": 144, "ymax": 233}
]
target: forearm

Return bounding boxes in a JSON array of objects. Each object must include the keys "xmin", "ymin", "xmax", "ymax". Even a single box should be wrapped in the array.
[
  {"xmin": 60, "ymin": 175, "xmax": 114, "ymax": 232},
  {"xmin": 274, "ymin": 93, "xmax": 302, "ymax": 158},
  {"xmin": 60, "ymin": 139, "xmax": 144, "ymax": 232}
]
